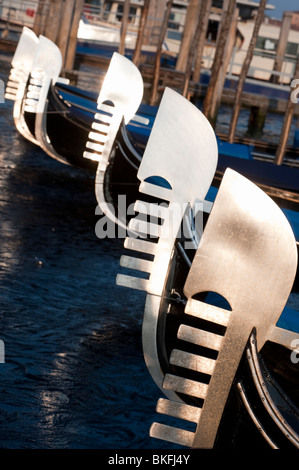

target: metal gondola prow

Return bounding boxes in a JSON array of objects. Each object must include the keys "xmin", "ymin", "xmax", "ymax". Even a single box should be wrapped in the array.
[
  {"xmin": 24, "ymin": 35, "xmax": 63, "ymax": 115},
  {"xmin": 23, "ymin": 35, "xmax": 69, "ymax": 160},
  {"xmin": 5, "ymin": 26, "xmax": 38, "ymax": 102},
  {"xmin": 117, "ymin": 87, "xmax": 218, "ymax": 399},
  {"xmin": 83, "ymin": 52, "xmax": 145, "ymax": 232},
  {"xmin": 150, "ymin": 168, "xmax": 298, "ymax": 449},
  {"xmin": 5, "ymin": 27, "xmax": 39, "ymax": 144}
]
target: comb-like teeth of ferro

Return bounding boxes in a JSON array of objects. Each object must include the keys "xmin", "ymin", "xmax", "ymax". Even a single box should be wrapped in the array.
[
  {"xmin": 150, "ymin": 398, "xmax": 202, "ymax": 447},
  {"xmin": 117, "ymin": 192, "xmax": 173, "ymax": 293},
  {"xmin": 163, "ymin": 374, "xmax": 209, "ymax": 400},
  {"xmin": 156, "ymin": 398, "xmax": 201, "ymax": 423},
  {"xmin": 124, "ymin": 238, "xmax": 158, "ymax": 256},
  {"xmin": 169, "ymin": 350, "xmax": 216, "ymax": 375},
  {"xmin": 150, "ymin": 422, "xmax": 195, "ymax": 448},
  {"xmin": 117, "ymin": 236, "xmax": 158, "ymax": 292},
  {"xmin": 83, "ymin": 102, "xmax": 116, "ymax": 162},
  {"xmin": 150, "ymin": 297, "xmax": 232, "ymax": 448},
  {"xmin": 5, "ymin": 67, "xmax": 24, "ymax": 100},
  {"xmin": 24, "ymin": 72, "xmax": 43, "ymax": 112},
  {"xmin": 128, "ymin": 197, "xmax": 168, "ymax": 239},
  {"xmin": 120, "ymin": 255, "xmax": 153, "ymax": 273}
]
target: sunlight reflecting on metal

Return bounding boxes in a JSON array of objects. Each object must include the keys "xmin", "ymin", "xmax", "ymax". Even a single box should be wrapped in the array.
[
  {"xmin": 27, "ymin": 36, "xmax": 69, "ymax": 162},
  {"xmin": 117, "ymin": 87, "xmax": 218, "ymax": 399},
  {"xmin": 5, "ymin": 27, "xmax": 38, "ymax": 102},
  {"xmin": 24, "ymin": 35, "xmax": 62, "ymax": 115},
  {"xmin": 5, "ymin": 27, "xmax": 39, "ymax": 144},
  {"xmin": 150, "ymin": 168, "xmax": 298, "ymax": 449},
  {"xmin": 84, "ymin": 53, "xmax": 144, "ymax": 232}
]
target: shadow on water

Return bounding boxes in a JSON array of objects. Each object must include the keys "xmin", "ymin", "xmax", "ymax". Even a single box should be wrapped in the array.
[{"xmin": 0, "ymin": 60, "xmax": 181, "ymax": 449}]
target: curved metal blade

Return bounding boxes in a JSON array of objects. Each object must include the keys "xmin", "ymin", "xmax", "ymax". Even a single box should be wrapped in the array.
[
  {"xmin": 12, "ymin": 27, "xmax": 39, "ymax": 70},
  {"xmin": 138, "ymin": 87, "xmax": 218, "ymax": 206},
  {"xmin": 150, "ymin": 168, "xmax": 298, "ymax": 449},
  {"xmin": 84, "ymin": 53, "xmax": 144, "ymax": 230},
  {"xmin": 97, "ymin": 52, "xmax": 144, "ymax": 125}
]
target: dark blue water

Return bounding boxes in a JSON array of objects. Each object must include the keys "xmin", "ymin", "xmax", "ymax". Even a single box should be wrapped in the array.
[{"xmin": 0, "ymin": 57, "xmax": 298, "ymax": 450}]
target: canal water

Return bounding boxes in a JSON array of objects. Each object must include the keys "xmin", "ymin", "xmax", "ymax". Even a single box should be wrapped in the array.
[{"xmin": 0, "ymin": 56, "xmax": 298, "ymax": 450}]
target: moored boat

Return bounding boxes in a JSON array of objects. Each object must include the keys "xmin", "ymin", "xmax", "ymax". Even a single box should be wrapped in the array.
[{"xmin": 116, "ymin": 87, "xmax": 299, "ymax": 449}]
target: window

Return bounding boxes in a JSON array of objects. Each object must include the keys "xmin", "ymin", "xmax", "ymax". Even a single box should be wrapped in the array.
[
  {"xmin": 285, "ymin": 42, "xmax": 299, "ymax": 57},
  {"xmin": 255, "ymin": 36, "xmax": 277, "ymax": 52}
]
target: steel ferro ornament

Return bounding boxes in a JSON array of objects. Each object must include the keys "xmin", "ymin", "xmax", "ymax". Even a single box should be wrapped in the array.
[
  {"xmin": 5, "ymin": 27, "xmax": 39, "ymax": 143},
  {"xmin": 83, "ymin": 52, "xmax": 145, "ymax": 231},
  {"xmin": 150, "ymin": 168, "xmax": 298, "ymax": 449},
  {"xmin": 117, "ymin": 86, "xmax": 218, "ymax": 400},
  {"xmin": 24, "ymin": 34, "xmax": 65, "ymax": 153}
]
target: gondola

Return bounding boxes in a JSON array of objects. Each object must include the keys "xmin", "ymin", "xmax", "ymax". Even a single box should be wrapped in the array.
[
  {"xmin": 9, "ymin": 30, "xmax": 299, "ymax": 206},
  {"xmin": 25, "ymin": 67, "xmax": 299, "ymax": 274},
  {"xmin": 6, "ymin": 30, "xmax": 153, "ymax": 232},
  {"xmin": 116, "ymin": 88, "xmax": 299, "ymax": 449},
  {"xmin": 6, "ymin": 30, "xmax": 299, "ymax": 449},
  {"xmin": 7, "ymin": 29, "xmax": 299, "ymax": 265}
]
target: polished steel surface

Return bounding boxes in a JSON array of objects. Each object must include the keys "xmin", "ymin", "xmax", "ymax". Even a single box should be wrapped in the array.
[
  {"xmin": 24, "ymin": 35, "xmax": 62, "ymax": 115},
  {"xmin": 117, "ymin": 87, "xmax": 218, "ymax": 399},
  {"xmin": 29, "ymin": 35, "xmax": 72, "ymax": 165},
  {"xmin": 5, "ymin": 27, "xmax": 39, "ymax": 143},
  {"xmin": 150, "ymin": 168, "xmax": 298, "ymax": 448},
  {"xmin": 83, "ymin": 52, "xmax": 144, "ymax": 230},
  {"xmin": 5, "ymin": 26, "xmax": 38, "ymax": 101},
  {"xmin": 23, "ymin": 36, "xmax": 63, "ymax": 151}
]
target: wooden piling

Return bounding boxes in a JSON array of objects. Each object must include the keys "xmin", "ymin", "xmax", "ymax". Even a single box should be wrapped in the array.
[
  {"xmin": 64, "ymin": 0, "xmax": 85, "ymax": 71},
  {"xmin": 119, "ymin": 0, "xmax": 131, "ymax": 55},
  {"xmin": 192, "ymin": 0, "xmax": 212, "ymax": 84},
  {"xmin": 143, "ymin": 0, "xmax": 168, "ymax": 47},
  {"xmin": 275, "ymin": 54, "xmax": 299, "ymax": 165},
  {"xmin": 57, "ymin": 0, "xmax": 76, "ymax": 65},
  {"xmin": 175, "ymin": 0, "xmax": 201, "ymax": 73},
  {"xmin": 271, "ymin": 11, "xmax": 292, "ymax": 84},
  {"xmin": 203, "ymin": 0, "xmax": 236, "ymax": 127},
  {"xmin": 246, "ymin": 105, "xmax": 267, "ymax": 139},
  {"xmin": 149, "ymin": 0, "xmax": 174, "ymax": 106},
  {"xmin": 33, "ymin": 0, "xmax": 49, "ymax": 37},
  {"xmin": 209, "ymin": 6, "xmax": 238, "ymax": 121},
  {"xmin": 132, "ymin": 0, "xmax": 150, "ymax": 66},
  {"xmin": 181, "ymin": 0, "xmax": 212, "ymax": 98},
  {"xmin": 228, "ymin": 0, "xmax": 267, "ymax": 143},
  {"xmin": 43, "ymin": 0, "xmax": 64, "ymax": 43}
]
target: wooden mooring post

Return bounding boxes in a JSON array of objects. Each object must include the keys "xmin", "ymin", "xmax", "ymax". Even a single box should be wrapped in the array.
[
  {"xmin": 271, "ymin": 11, "xmax": 292, "ymax": 85},
  {"xmin": 175, "ymin": 0, "xmax": 201, "ymax": 73},
  {"xmin": 132, "ymin": 0, "xmax": 150, "ymax": 66},
  {"xmin": 275, "ymin": 54, "xmax": 299, "ymax": 165},
  {"xmin": 149, "ymin": 0, "xmax": 174, "ymax": 106},
  {"xmin": 228, "ymin": 0, "xmax": 267, "ymax": 143},
  {"xmin": 181, "ymin": 0, "xmax": 212, "ymax": 98},
  {"xmin": 246, "ymin": 104, "xmax": 267, "ymax": 139},
  {"xmin": 36, "ymin": 0, "xmax": 64, "ymax": 43},
  {"xmin": 203, "ymin": 0, "xmax": 236, "ymax": 127},
  {"xmin": 119, "ymin": 0, "xmax": 130, "ymax": 56},
  {"xmin": 33, "ymin": 0, "xmax": 49, "ymax": 37}
]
